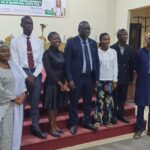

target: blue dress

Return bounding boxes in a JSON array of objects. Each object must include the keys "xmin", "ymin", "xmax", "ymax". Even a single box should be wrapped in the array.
[{"xmin": 134, "ymin": 48, "xmax": 150, "ymax": 106}]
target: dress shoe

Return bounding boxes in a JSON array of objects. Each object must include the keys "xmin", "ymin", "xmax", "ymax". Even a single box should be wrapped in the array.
[
  {"xmin": 117, "ymin": 116, "xmax": 129, "ymax": 123},
  {"xmin": 70, "ymin": 125, "xmax": 77, "ymax": 135},
  {"xmin": 50, "ymin": 131, "xmax": 61, "ymax": 137},
  {"xmin": 83, "ymin": 123, "xmax": 98, "ymax": 131},
  {"xmin": 106, "ymin": 123, "xmax": 113, "ymax": 128},
  {"xmin": 31, "ymin": 127, "xmax": 47, "ymax": 139},
  {"xmin": 147, "ymin": 130, "xmax": 150, "ymax": 136},
  {"xmin": 111, "ymin": 117, "xmax": 118, "ymax": 124},
  {"xmin": 133, "ymin": 131, "xmax": 142, "ymax": 139}
]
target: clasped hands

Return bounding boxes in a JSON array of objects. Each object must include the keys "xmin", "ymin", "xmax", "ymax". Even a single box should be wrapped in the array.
[{"xmin": 58, "ymin": 81, "xmax": 70, "ymax": 92}]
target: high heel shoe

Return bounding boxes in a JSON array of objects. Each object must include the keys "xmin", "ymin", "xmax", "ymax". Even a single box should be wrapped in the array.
[{"xmin": 56, "ymin": 128, "xmax": 64, "ymax": 134}]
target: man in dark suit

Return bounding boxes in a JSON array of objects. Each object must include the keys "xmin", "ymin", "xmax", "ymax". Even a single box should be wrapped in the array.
[
  {"xmin": 64, "ymin": 21, "xmax": 99, "ymax": 135},
  {"xmin": 111, "ymin": 29, "xmax": 134, "ymax": 124}
]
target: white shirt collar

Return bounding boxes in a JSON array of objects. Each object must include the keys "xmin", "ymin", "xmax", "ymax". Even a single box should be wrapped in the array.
[
  {"xmin": 79, "ymin": 36, "xmax": 88, "ymax": 44},
  {"xmin": 98, "ymin": 47, "xmax": 110, "ymax": 53},
  {"xmin": 21, "ymin": 34, "xmax": 32, "ymax": 39}
]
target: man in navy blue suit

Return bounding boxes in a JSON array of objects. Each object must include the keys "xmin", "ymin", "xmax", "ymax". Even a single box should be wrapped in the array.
[{"xmin": 64, "ymin": 21, "xmax": 99, "ymax": 135}]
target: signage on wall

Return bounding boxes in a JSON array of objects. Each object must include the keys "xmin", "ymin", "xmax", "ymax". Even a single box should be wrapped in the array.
[{"xmin": 0, "ymin": 0, "xmax": 66, "ymax": 17}]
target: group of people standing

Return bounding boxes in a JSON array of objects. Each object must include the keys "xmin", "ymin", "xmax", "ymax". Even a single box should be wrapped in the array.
[{"xmin": 0, "ymin": 15, "xmax": 150, "ymax": 150}]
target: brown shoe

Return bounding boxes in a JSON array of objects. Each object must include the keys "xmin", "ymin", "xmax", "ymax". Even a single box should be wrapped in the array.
[{"xmin": 133, "ymin": 131, "xmax": 142, "ymax": 139}]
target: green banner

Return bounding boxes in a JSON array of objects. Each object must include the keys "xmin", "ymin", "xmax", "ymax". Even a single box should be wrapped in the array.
[
  {"xmin": 0, "ymin": 0, "xmax": 42, "ymax": 6},
  {"xmin": 0, "ymin": 0, "xmax": 66, "ymax": 17}
]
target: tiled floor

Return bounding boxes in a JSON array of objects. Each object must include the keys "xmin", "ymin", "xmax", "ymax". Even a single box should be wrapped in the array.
[
  {"xmin": 83, "ymin": 135, "xmax": 150, "ymax": 150},
  {"xmin": 60, "ymin": 105, "xmax": 149, "ymax": 150}
]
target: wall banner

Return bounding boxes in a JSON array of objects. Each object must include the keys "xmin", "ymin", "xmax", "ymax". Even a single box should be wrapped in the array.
[{"xmin": 0, "ymin": 0, "xmax": 66, "ymax": 17}]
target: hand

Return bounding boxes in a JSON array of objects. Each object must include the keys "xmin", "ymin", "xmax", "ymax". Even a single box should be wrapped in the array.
[
  {"xmin": 15, "ymin": 93, "xmax": 26, "ymax": 105},
  {"xmin": 95, "ymin": 80, "xmax": 99, "ymax": 87},
  {"xmin": 68, "ymin": 80, "xmax": 75, "ymax": 90},
  {"xmin": 58, "ymin": 81, "xmax": 63, "ymax": 89},
  {"xmin": 58, "ymin": 81, "xmax": 70, "ymax": 92},
  {"xmin": 26, "ymin": 75, "xmax": 36, "ymax": 86},
  {"xmin": 95, "ymin": 80, "xmax": 99, "ymax": 92},
  {"xmin": 61, "ymin": 82, "xmax": 70, "ymax": 92},
  {"xmin": 112, "ymin": 82, "xmax": 117, "ymax": 89}
]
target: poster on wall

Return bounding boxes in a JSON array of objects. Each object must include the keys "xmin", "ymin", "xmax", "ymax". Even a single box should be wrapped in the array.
[{"xmin": 0, "ymin": 0, "xmax": 66, "ymax": 17}]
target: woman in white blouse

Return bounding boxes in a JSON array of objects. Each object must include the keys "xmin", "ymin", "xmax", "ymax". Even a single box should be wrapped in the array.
[{"xmin": 94, "ymin": 33, "xmax": 118, "ymax": 127}]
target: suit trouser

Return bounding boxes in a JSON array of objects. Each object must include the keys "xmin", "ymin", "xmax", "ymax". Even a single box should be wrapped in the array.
[
  {"xmin": 135, "ymin": 106, "xmax": 150, "ymax": 132},
  {"xmin": 24, "ymin": 69, "xmax": 42, "ymax": 129},
  {"xmin": 69, "ymin": 74, "xmax": 93, "ymax": 126},
  {"xmin": 113, "ymin": 84, "xmax": 128, "ymax": 118}
]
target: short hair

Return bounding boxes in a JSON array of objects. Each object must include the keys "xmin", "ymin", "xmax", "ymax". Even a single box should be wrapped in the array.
[
  {"xmin": 99, "ymin": 32, "xmax": 109, "ymax": 41},
  {"xmin": 21, "ymin": 16, "xmax": 32, "ymax": 24},
  {"xmin": 47, "ymin": 32, "xmax": 58, "ymax": 41},
  {"xmin": 117, "ymin": 28, "xmax": 127, "ymax": 37},
  {"xmin": 78, "ymin": 21, "xmax": 89, "ymax": 30}
]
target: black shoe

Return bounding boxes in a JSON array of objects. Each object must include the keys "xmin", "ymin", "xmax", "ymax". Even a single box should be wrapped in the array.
[
  {"xmin": 50, "ymin": 131, "xmax": 61, "ymax": 137},
  {"xmin": 147, "ymin": 130, "xmax": 150, "ymax": 136},
  {"xmin": 31, "ymin": 127, "xmax": 47, "ymax": 139},
  {"xmin": 111, "ymin": 117, "xmax": 118, "ymax": 124},
  {"xmin": 117, "ymin": 116, "xmax": 129, "ymax": 123},
  {"xmin": 83, "ymin": 123, "xmax": 98, "ymax": 131},
  {"xmin": 133, "ymin": 131, "xmax": 142, "ymax": 139},
  {"xmin": 70, "ymin": 125, "xmax": 77, "ymax": 135}
]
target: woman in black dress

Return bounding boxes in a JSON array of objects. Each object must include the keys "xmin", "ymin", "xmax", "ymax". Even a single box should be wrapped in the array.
[{"xmin": 42, "ymin": 32, "xmax": 69, "ymax": 137}]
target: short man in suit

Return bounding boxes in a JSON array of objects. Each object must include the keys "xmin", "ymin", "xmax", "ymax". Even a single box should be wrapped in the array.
[
  {"xmin": 111, "ymin": 29, "xmax": 134, "ymax": 124},
  {"xmin": 64, "ymin": 21, "xmax": 99, "ymax": 135}
]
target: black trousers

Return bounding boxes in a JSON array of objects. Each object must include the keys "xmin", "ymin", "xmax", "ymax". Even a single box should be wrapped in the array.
[
  {"xmin": 113, "ymin": 84, "xmax": 128, "ymax": 118},
  {"xmin": 135, "ymin": 106, "xmax": 150, "ymax": 132},
  {"xmin": 24, "ymin": 68, "xmax": 42, "ymax": 130},
  {"xmin": 69, "ymin": 74, "xmax": 93, "ymax": 126}
]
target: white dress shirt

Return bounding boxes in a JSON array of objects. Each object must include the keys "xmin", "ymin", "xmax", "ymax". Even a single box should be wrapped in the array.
[
  {"xmin": 79, "ymin": 37, "xmax": 93, "ymax": 73},
  {"xmin": 119, "ymin": 44, "xmax": 125, "ymax": 55},
  {"xmin": 98, "ymin": 47, "xmax": 118, "ymax": 82},
  {"xmin": 10, "ymin": 34, "xmax": 44, "ymax": 78}
]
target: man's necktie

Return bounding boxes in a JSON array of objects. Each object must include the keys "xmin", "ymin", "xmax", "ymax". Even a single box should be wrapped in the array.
[
  {"xmin": 83, "ymin": 41, "xmax": 91, "ymax": 73},
  {"xmin": 27, "ymin": 37, "xmax": 34, "ymax": 68}
]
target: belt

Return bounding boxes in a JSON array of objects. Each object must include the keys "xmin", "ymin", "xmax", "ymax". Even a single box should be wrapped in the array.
[
  {"xmin": 81, "ymin": 72, "xmax": 92, "ymax": 77},
  {"xmin": 23, "ymin": 68, "xmax": 36, "ymax": 72}
]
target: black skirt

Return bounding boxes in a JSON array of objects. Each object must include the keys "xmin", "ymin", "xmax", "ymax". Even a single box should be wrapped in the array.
[{"xmin": 43, "ymin": 82, "xmax": 68, "ymax": 110}]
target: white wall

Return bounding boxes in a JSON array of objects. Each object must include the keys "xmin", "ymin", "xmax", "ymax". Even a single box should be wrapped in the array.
[
  {"xmin": 115, "ymin": 0, "xmax": 150, "ymax": 32},
  {"xmin": 0, "ymin": 0, "xmax": 116, "ymax": 43}
]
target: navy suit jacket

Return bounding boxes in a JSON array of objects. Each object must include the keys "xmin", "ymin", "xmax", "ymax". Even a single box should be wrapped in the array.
[{"xmin": 64, "ymin": 36, "xmax": 99, "ymax": 83}]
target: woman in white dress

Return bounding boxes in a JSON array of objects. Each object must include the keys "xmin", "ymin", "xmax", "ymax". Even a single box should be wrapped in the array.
[{"xmin": 0, "ymin": 43, "xmax": 26, "ymax": 150}]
